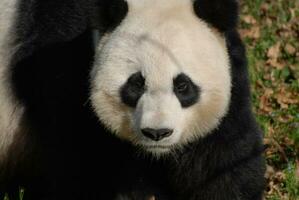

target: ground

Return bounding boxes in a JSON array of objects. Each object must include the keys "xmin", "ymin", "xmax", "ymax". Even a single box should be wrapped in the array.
[{"xmin": 240, "ymin": 0, "xmax": 299, "ymax": 199}]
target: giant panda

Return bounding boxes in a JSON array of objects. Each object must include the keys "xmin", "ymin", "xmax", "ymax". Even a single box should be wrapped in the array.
[
  {"xmin": 0, "ymin": 0, "xmax": 99, "ymax": 199},
  {"xmin": 91, "ymin": 0, "xmax": 266, "ymax": 199}
]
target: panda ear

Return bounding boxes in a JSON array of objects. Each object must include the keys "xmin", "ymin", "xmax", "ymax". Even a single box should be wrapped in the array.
[
  {"xmin": 91, "ymin": 0, "xmax": 128, "ymax": 32},
  {"xmin": 193, "ymin": 0, "xmax": 239, "ymax": 32}
]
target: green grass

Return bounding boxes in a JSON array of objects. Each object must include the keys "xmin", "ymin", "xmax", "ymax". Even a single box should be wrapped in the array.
[
  {"xmin": 241, "ymin": 0, "xmax": 299, "ymax": 199},
  {"xmin": 285, "ymin": 163, "xmax": 299, "ymax": 200},
  {"xmin": 2, "ymin": 188, "xmax": 24, "ymax": 200}
]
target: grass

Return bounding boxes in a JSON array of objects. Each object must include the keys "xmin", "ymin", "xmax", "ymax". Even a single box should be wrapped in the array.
[
  {"xmin": 240, "ymin": 0, "xmax": 299, "ymax": 199},
  {"xmin": 2, "ymin": 188, "xmax": 24, "ymax": 200}
]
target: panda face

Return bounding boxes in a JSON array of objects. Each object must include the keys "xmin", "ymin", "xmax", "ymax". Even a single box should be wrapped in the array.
[{"xmin": 91, "ymin": 0, "xmax": 231, "ymax": 156}]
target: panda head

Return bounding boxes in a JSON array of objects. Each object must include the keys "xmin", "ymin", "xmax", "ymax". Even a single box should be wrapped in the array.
[{"xmin": 91, "ymin": 0, "xmax": 238, "ymax": 156}]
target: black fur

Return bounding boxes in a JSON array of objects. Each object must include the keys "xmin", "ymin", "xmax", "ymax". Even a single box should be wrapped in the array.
[
  {"xmin": 194, "ymin": 0, "xmax": 239, "ymax": 32},
  {"xmin": 173, "ymin": 73, "xmax": 200, "ymax": 108},
  {"xmin": 1, "ymin": 0, "xmax": 97, "ymax": 199},
  {"xmin": 121, "ymin": 72, "xmax": 145, "ymax": 108}
]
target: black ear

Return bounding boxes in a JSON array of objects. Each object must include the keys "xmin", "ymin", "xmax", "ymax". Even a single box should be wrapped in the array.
[
  {"xmin": 14, "ymin": 0, "xmax": 94, "ymax": 61},
  {"xmin": 17, "ymin": 0, "xmax": 93, "ymax": 45},
  {"xmin": 193, "ymin": 0, "xmax": 239, "ymax": 32},
  {"xmin": 92, "ymin": 0, "xmax": 128, "ymax": 32}
]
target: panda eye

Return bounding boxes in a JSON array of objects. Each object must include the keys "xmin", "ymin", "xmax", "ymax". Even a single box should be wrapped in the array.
[
  {"xmin": 120, "ymin": 72, "xmax": 145, "ymax": 107},
  {"xmin": 173, "ymin": 73, "xmax": 200, "ymax": 108},
  {"xmin": 130, "ymin": 77, "xmax": 145, "ymax": 89},
  {"xmin": 176, "ymin": 82, "xmax": 189, "ymax": 93}
]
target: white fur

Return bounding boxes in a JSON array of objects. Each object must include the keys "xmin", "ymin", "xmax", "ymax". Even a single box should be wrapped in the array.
[
  {"xmin": 0, "ymin": 0, "xmax": 24, "ymax": 161},
  {"xmin": 91, "ymin": 0, "xmax": 231, "ymax": 155}
]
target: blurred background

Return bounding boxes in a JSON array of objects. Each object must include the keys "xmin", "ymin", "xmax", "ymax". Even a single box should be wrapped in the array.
[{"xmin": 239, "ymin": 0, "xmax": 299, "ymax": 199}]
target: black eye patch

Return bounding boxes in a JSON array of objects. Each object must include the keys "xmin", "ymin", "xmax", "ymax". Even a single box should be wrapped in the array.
[
  {"xmin": 120, "ymin": 72, "xmax": 145, "ymax": 108},
  {"xmin": 173, "ymin": 73, "xmax": 200, "ymax": 108}
]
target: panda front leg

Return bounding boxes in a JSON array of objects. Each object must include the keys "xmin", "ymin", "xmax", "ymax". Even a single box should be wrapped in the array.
[{"xmin": 181, "ymin": 159, "xmax": 265, "ymax": 200}]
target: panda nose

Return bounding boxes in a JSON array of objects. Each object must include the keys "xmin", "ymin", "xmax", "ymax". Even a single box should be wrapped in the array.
[{"xmin": 141, "ymin": 128, "xmax": 173, "ymax": 141}]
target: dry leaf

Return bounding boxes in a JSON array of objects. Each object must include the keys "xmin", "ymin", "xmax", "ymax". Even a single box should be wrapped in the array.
[
  {"xmin": 259, "ymin": 91, "xmax": 273, "ymax": 113},
  {"xmin": 242, "ymin": 15, "xmax": 257, "ymax": 24},
  {"xmin": 240, "ymin": 26, "xmax": 260, "ymax": 39},
  {"xmin": 267, "ymin": 126, "xmax": 275, "ymax": 136},
  {"xmin": 265, "ymin": 165, "xmax": 275, "ymax": 179},
  {"xmin": 283, "ymin": 137, "xmax": 294, "ymax": 146},
  {"xmin": 267, "ymin": 43, "xmax": 281, "ymax": 60},
  {"xmin": 264, "ymin": 138, "xmax": 272, "ymax": 145},
  {"xmin": 290, "ymin": 64, "xmax": 298, "ymax": 71},
  {"xmin": 266, "ymin": 18, "xmax": 272, "ymax": 26},
  {"xmin": 261, "ymin": 3, "xmax": 269, "ymax": 12},
  {"xmin": 267, "ymin": 43, "xmax": 284, "ymax": 69},
  {"xmin": 275, "ymin": 87, "xmax": 299, "ymax": 109},
  {"xmin": 266, "ymin": 59, "xmax": 284, "ymax": 69},
  {"xmin": 285, "ymin": 44, "xmax": 296, "ymax": 55},
  {"xmin": 277, "ymin": 115, "xmax": 293, "ymax": 123},
  {"xmin": 274, "ymin": 171, "xmax": 286, "ymax": 182}
]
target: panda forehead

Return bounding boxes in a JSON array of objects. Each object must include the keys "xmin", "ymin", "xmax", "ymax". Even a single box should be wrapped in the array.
[
  {"xmin": 99, "ymin": 0, "xmax": 229, "ymax": 90},
  {"xmin": 125, "ymin": 0, "xmax": 193, "ymax": 17},
  {"xmin": 125, "ymin": 0, "xmax": 192, "ymax": 7},
  {"xmin": 99, "ymin": 0, "xmax": 238, "ymax": 34},
  {"xmin": 102, "ymin": 14, "xmax": 228, "ymax": 89},
  {"xmin": 112, "ymin": 0, "xmax": 213, "ymax": 42}
]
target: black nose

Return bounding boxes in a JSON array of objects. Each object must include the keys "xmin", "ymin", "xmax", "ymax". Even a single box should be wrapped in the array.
[{"xmin": 141, "ymin": 128, "xmax": 173, "ymax": 141}]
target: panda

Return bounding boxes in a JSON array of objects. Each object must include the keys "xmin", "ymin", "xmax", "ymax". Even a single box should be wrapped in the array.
[
  {"xmin": 0, "ymin": 0, "xmax": 99, "ymax": 199},
  {"xmin": 0, "ymin": 0, "xmax": 266, "ymax": 199},
  {"xmin": 91, "ymin": 0, "xmax": 266, "ymax": 199}
]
